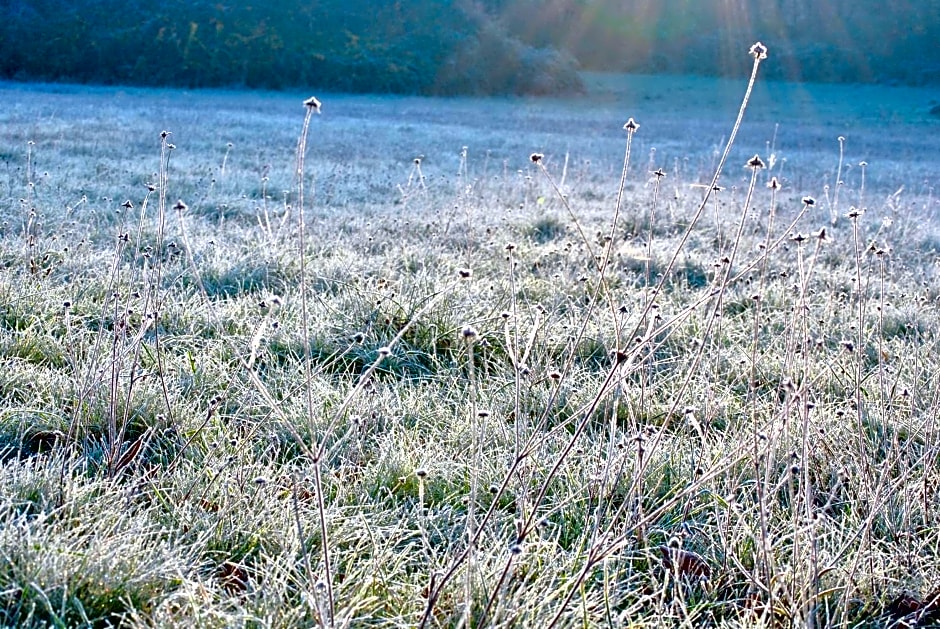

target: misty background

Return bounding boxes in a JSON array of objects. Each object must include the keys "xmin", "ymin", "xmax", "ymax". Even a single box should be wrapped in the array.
[{"xmin": 1, "ymin": 0, "xmax": 938, "ymax": 95}]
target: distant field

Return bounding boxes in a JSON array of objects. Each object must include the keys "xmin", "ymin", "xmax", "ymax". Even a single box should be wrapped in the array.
[
  {"xmin": 1, "ymin": 70, "xmax": 940, "ymax": 627},
  {"xmin": 2, "ymin": 73, "xmax": 937, "ymax": 216}
]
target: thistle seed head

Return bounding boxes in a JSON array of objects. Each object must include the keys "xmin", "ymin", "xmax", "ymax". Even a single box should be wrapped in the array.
[
  {"xmin": 303, "ymin": 96, "xmax": 322, "ymax": 113},
  {"xmin": 749, "ymin": 42, "xmax": 768, "ymax": 60}
]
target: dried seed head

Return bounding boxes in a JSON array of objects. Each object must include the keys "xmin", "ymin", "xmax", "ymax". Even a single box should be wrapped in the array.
[
  {"xmin": 747, "ymin": 154, "xmax": 765, "ymax": 169},
  {"xmin": 378, "ymin": 346, "xmax": 392, "ymax": 357},
  {"xmin": 623, "ymin": 118, "xmax": 640, "ymax": 132},
  {"xmin": 413, "ymin": 157, "xmax": 421, "ymax": 165},
  {"xmin": 767, "ymin": 176, "xmax": 780, "ymax": 190},
  {"xmin": 530, "ymin": 153, "xmax": 543, "ymax": 163},
  {"xmin": 801, "ymin": 196, "xmax": 816, "ymax": 207},
  {"xmin": 847, "ymin": 207, "xmax": 864, "ymax": 218},
  {"xmin": 749, "ymin": 42, "xmax": 768, "ymax": 60},
  {"xmin": 461, "ymin": 325, "xmax": 478, "ymax": 339},
  {"xmin": 457, "ymin": 268, "xmax": 472, "ymax": 279},
  {"xmin": 415, "ymin": 468, "xmax": 428, "ymax": 479},
  {"xmin": 173, "ymin": 199, "xmax": 188, "ymax": 212},
  {"xmin": 652, "ymin": 168, "xmax": 666, "ymax": 180},
  {"xmin": 303, "ymin": 96, "xmax": 322, "ymax": 113}
]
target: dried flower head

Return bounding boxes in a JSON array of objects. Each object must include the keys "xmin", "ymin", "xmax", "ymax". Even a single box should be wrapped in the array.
[
  {"xmin": 530, "ymin": 153, "xmax": 543, "ymax": 164},
  {"xmin": 173, "ymin": 199, "xmax": 188, "ymax": 212},
  {"xmin": 652, "ymin": 168, "xmax": 666, "ymax": 180},
  {"xmin": 749, "ymin": 42, "xmax": 768, "ymax": 60},
  {"xmin": 461, "ymin": 325, "xmax": 478, "ymax": 339},
  {"xmin": 747, "ymin": 154, "xmax": 765, "ymax": 169},
  {"xmin": 457, "ymin": 268, "xmax": 472, "ymax": 279},
  {"xmin": 801, "ymin": 196, "xmax": 816, "ymax": 207},
  {"xmin": 303, "ymin": 96, "xmax": 322, "ymax": 113},
  {"xmin": 767, "ymin": 177, "xmax": 780, "ymax": 190},
  {"xmin": 623, "ymin": 118, "xmax": 640, "ymax": 132}
]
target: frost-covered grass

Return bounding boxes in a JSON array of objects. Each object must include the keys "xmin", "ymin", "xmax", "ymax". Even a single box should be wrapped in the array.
[{"xmin": 1, "ymin": 64, "xmax": 939, "ymax": 628}]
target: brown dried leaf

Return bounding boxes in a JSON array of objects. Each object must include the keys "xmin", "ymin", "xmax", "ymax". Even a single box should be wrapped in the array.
[{"xmin": 657, "ymin": 545, "xmax": 712, "ymax": 578}]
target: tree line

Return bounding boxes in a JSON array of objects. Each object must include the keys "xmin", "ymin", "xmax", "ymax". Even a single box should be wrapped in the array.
[
  {"xmin": 0, "ymin": 0, "xmax": 937, "ymax": 95},
  {"xmin": 503, "ymin": 0, "xmax": 940, "ymax": 85},
  {"xmin": 0, "ymin": 0, "xmax": 581, "ymax": 94}
]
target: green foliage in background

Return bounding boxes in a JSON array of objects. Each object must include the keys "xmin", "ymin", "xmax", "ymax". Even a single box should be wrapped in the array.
[
  {"xmin": 0, "ymin": 0, "xmax": 582, "ymax": 95},
  {"xmin": 0, "ymin": 0, "xmax": 938, "ymax": 95},
  {"xmin": 501, "ymin": 0, "xmax": 940, "ymax": 86}
]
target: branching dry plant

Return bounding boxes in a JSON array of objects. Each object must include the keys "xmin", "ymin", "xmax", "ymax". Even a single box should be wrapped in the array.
[{"xmin": 0, "ymin": 41, "xmax": 939, "ymax": 628}]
